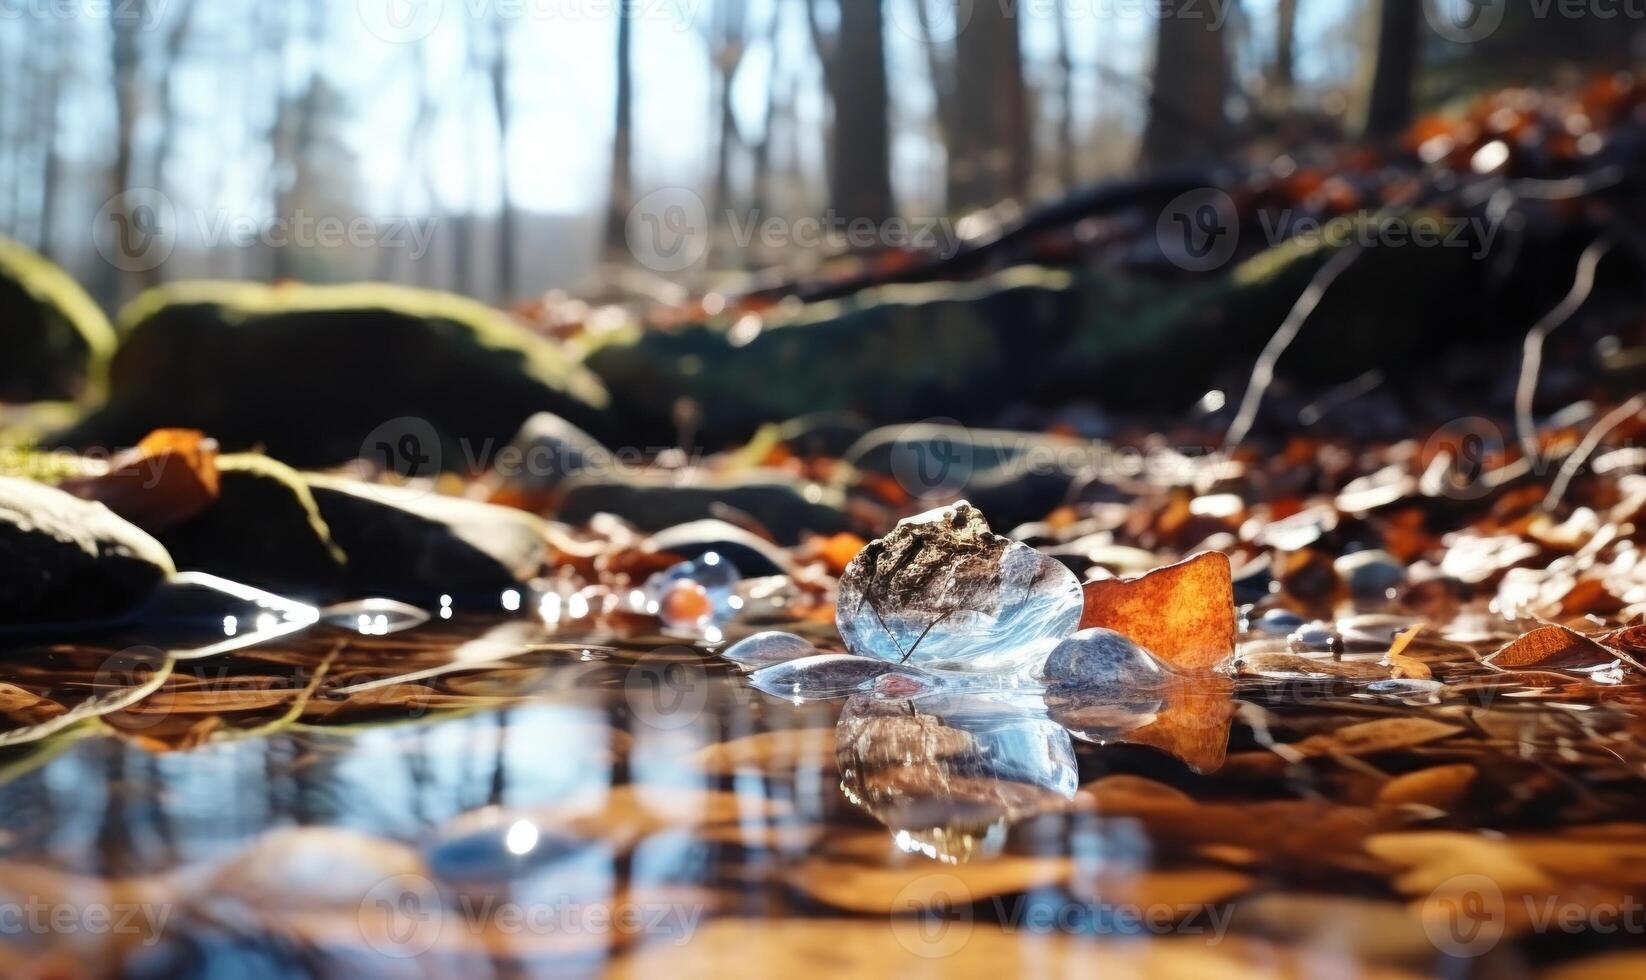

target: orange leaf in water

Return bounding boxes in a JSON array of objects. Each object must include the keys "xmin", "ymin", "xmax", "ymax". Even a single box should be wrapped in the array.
[
  {"xmin": 1079, "ymin": 551, "xmax": 1236, "ymax": 671},
  {"xmin": 1483, "ymin": 624, "xmax": 1622, "ymax": 672}
]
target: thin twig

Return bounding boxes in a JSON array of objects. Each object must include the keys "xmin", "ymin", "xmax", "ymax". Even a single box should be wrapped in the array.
[
  {"xmin": 1223, "ymin": 241, "xmax": 1364, "ymax": 449},
  {"xmin": 1515, "ymin": 236, "xmax": 1614, "ymax": 464},
  {"xmin": 1542, "ymin": 395, "xmax": 1646, "ymax": 512}
]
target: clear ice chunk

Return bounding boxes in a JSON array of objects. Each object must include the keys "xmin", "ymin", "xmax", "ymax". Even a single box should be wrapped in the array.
[
  {"xmin": 749, "ymin": 653, "xmax": 929, "ymax": 701},
  {"xmin": 835, "ymin": 501, "xmax": 1083, "ymax": 672},
  {"xmin": 719, "ymin": 630, "xmax": 819, "ymax": 667}
]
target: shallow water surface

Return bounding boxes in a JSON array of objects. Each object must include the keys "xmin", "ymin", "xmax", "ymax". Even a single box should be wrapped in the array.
[{"xmin": 2, "ymin": 607, "xmax": 1645, "ymax": 978}]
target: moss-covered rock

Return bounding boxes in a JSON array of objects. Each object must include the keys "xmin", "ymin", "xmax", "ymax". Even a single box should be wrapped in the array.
[
  {"xmin": 0, "ymin": 477, "xmax": 173, "ymax": 624},
  {"xmin": 306, "ymin": 476, "xmax": 549, "ymax": 599},
  {"xmin": 59, "ymin": 282, "xmax": 612, "ymax": 466},
  {"xmin": 158, "ymin": 454, "xmax": 347, "ymax": 598},
  {"xmin": 0, "ymin": 237, "xmax": 116, "ymax": 403},
  {"xmin": 555, "ymin": 471, "xmax": 848, "ymax": 544}
]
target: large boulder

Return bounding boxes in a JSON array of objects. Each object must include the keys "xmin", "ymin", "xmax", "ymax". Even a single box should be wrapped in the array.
[
  {"xmin": 0, "ymin": 237, "xmax": 116, "ymax": 403},
  {"xmin": 158, "ymin": 454, "xmax": 348, "ymax": 599},
  {"xmin": 0, "ymin": 477, "xmax": 173, "ymax": 624},
  {"xmin": 58, "ymin": 282, "xmax": 612, "ymax": 466},
  {"xmin": 306, "ymin": 476, "xmax": 550, "ymax": 600},
  {"xmin": 554, "ymin": 471, "xmax": 848, "ymax": 544}
]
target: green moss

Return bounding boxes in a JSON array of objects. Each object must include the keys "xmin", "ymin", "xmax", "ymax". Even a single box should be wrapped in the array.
[{"xmin": 0, "ymin": 236, "xmax": 115, "ymax": 402}]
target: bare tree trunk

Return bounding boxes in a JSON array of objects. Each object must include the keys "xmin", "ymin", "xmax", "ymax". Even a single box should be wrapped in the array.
[
  {"xmin": 148, "ymin": 0, "xmax": 198, "ymax": 287},
  {"xmin": 604, "ymin": 4, "xmax": 635, "ymax": 261},
  {"xmin": 1053, "ymin": 0, "xmax": 1077, "ymax": 190},
  {"xmin": 491, "ymin": 15, "xmax": 517, "ymax": 301},
  {"xmin": 35, "ymin": 23, "xmax": 65, "ymax": 258},
  {"xmin": 750, "ymin": 5, "xmax": 784, "ymax": 221},
  {"xmin": 1140, "ymin": 6, "xmax": 1230, "ymax": 166},
  {"xmin": 106, "ymin": 1, "xmax": 149, "ymax": 306},
  {"xmin": 1363, "ymin": 0, "xmax": 1419, "ymax": 139},
  {"xmin": 814, "ymin": 0, "xmax": 894, "ymax": 226},
  {"xmin": 950, "ymin": 0, "xmax": 1030, "ymax": 210},
  {"xmin": 1270, "ymin": 0, "xmax": 1298, "ymax": 111}
]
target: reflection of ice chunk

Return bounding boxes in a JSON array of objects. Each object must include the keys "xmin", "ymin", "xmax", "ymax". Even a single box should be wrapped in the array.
[
  {"xmin": 719, "ymin": 630, "xmax": 817, "ymax": 667},
  {"xmin": 836, "ymin": 687, "xmax": 1077, "ymax": 863},
  {"xmin": 749, "ymin": 654, "xmax": 928, "ymax": 701},
  {"xmin": 835, "ymin": 502, "xmax": 1082, "ymax": 672}
]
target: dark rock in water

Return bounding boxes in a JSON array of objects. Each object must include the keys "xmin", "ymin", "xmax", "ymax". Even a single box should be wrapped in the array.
[
  {"xmin": 158, "ymin": 454, "xmax": 347, "ymax": 599},
  {"xmin": 0, "ymin": 477, "xmax": 174, "ymax": 624},
  {"xmin": 57, "ymin": 282, "xmax": 611, "ymax": 467},
  {"xmin": 307, "ymin": 475, "xmax": 549, "ymax": 599},
  {"xmin": 556, "ymin": 471, "xmax": 846, "ymax": 545},
  {"xmin": 496, "ymin": 411, "xmax": 609, "ymax": 491},
  {"xmin": 0, "ymin": 236, "xmax": 115, "ymax": 402},
  {"xmin": 645, "ymin": 519, "xmax": 796, "ymax": 578}
]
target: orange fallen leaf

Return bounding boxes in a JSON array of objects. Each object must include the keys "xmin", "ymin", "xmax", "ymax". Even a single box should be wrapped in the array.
[
  {"xmin": 60, "ymin": 428, "xmax": 220, "ymax": 532},
  {"xmin": 1079, "ymin": 551, "xmax": 1235, "ymax": 671},
  {"xmin": 1384, "ymin": 624, "xmax": 1431, "ymax": 679},
  {"xmin": 1483, "ymin": 624, "xmax": 1624, "ymax": 672}
]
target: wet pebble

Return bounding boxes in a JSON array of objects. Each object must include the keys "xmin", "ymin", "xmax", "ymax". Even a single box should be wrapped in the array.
[
  {"xmin": 1249, "ymin": 608, "xmax": 1305, "ymax": 636},
  {"xmin": 1041, "ymin": 628, "xmax": 1171, "ymax": 693},
  {"xmin": 1335, "ymin": 549, "xmax": 1406, "ymax": 601},
  {"xmin": 720, "ymin": 631, "xmax": 819, "ymax": 667},
  {"xmin": 1288, "ymin": 622, "xmax": 1344, "ymax": 655}
]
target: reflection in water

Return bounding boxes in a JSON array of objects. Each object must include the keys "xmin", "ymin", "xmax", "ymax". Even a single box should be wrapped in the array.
[{"xmin": 836, "ymin": 688, "xmax": 1077, "ymax": 863}]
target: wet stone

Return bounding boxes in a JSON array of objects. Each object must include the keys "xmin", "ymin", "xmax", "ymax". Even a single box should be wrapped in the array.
[
  {"xmin": 835, "ymin": 501, "xmax": 1083, "ymax": 672},
  {"xmin": 1335, "ymin": 549, "xmax": 1406, "ymax": 600},
  {"xmin": 1041, "ymin": 628, "xmax": 1173, "ymax": 694},
  {"xmin": 1249, "ymin": 608, "xmax": 1306, "ymax": 636},
  {"xmin": 0, "ymin": 477, "xmax": 174, "ymax": 625}
]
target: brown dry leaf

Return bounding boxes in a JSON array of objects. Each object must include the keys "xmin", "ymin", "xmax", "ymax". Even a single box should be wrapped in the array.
[
  {"xmin": 1545, "ymin": 952, "xmax": 1646, "ymax": 980},
  {"xmin": 1067, "ymin": 867, "xmax": 1255, "ymax": 911},
  {"xmin": 59, "ymin": 428, "xmax": 220, "ymax": 532},
  {"xmin": 683, "ymin": 728, "xmax": 839, "ymax": 775},
  {"xmin": 1365, "ymin": 831, "xmax": 1556, "ymax": 895},
  {"xmin": 1079, "ymin": 551, "xmax": 1236, "ymax": 671},
  {"xmin": 0, "ymin": 684, "xmax": 65, "ymax": 726},
  {"xmin": 1483, "ymin": 624, "xmax": 1624, "ymax": 671},
  {"xmin": 1375, "ymin": 764, "xmax": 1477, "ymax": 811},
  {"xmin": 610, "ymin": 919, "xmax": 1410, "ymax": 980},
  {"xmin": 1293, "ymin": 718, "xmax": 1462, "ymax": 758},
  {"xmin": 1240, "ymin": 653, "xmax": 1392, "ymax": 681},
  {"xmin": 1382, "ymin": 625, "xmax": 1431, "ymax": 680},
  {"xmin": 790, "ymin": 855, "xmax": 1074, "ymax": 913}
]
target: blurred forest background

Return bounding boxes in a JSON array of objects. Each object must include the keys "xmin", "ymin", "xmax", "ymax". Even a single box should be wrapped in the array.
[{"xmin": 0, "ymin": 0, "xmax": 1640, "ymax": 312}]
